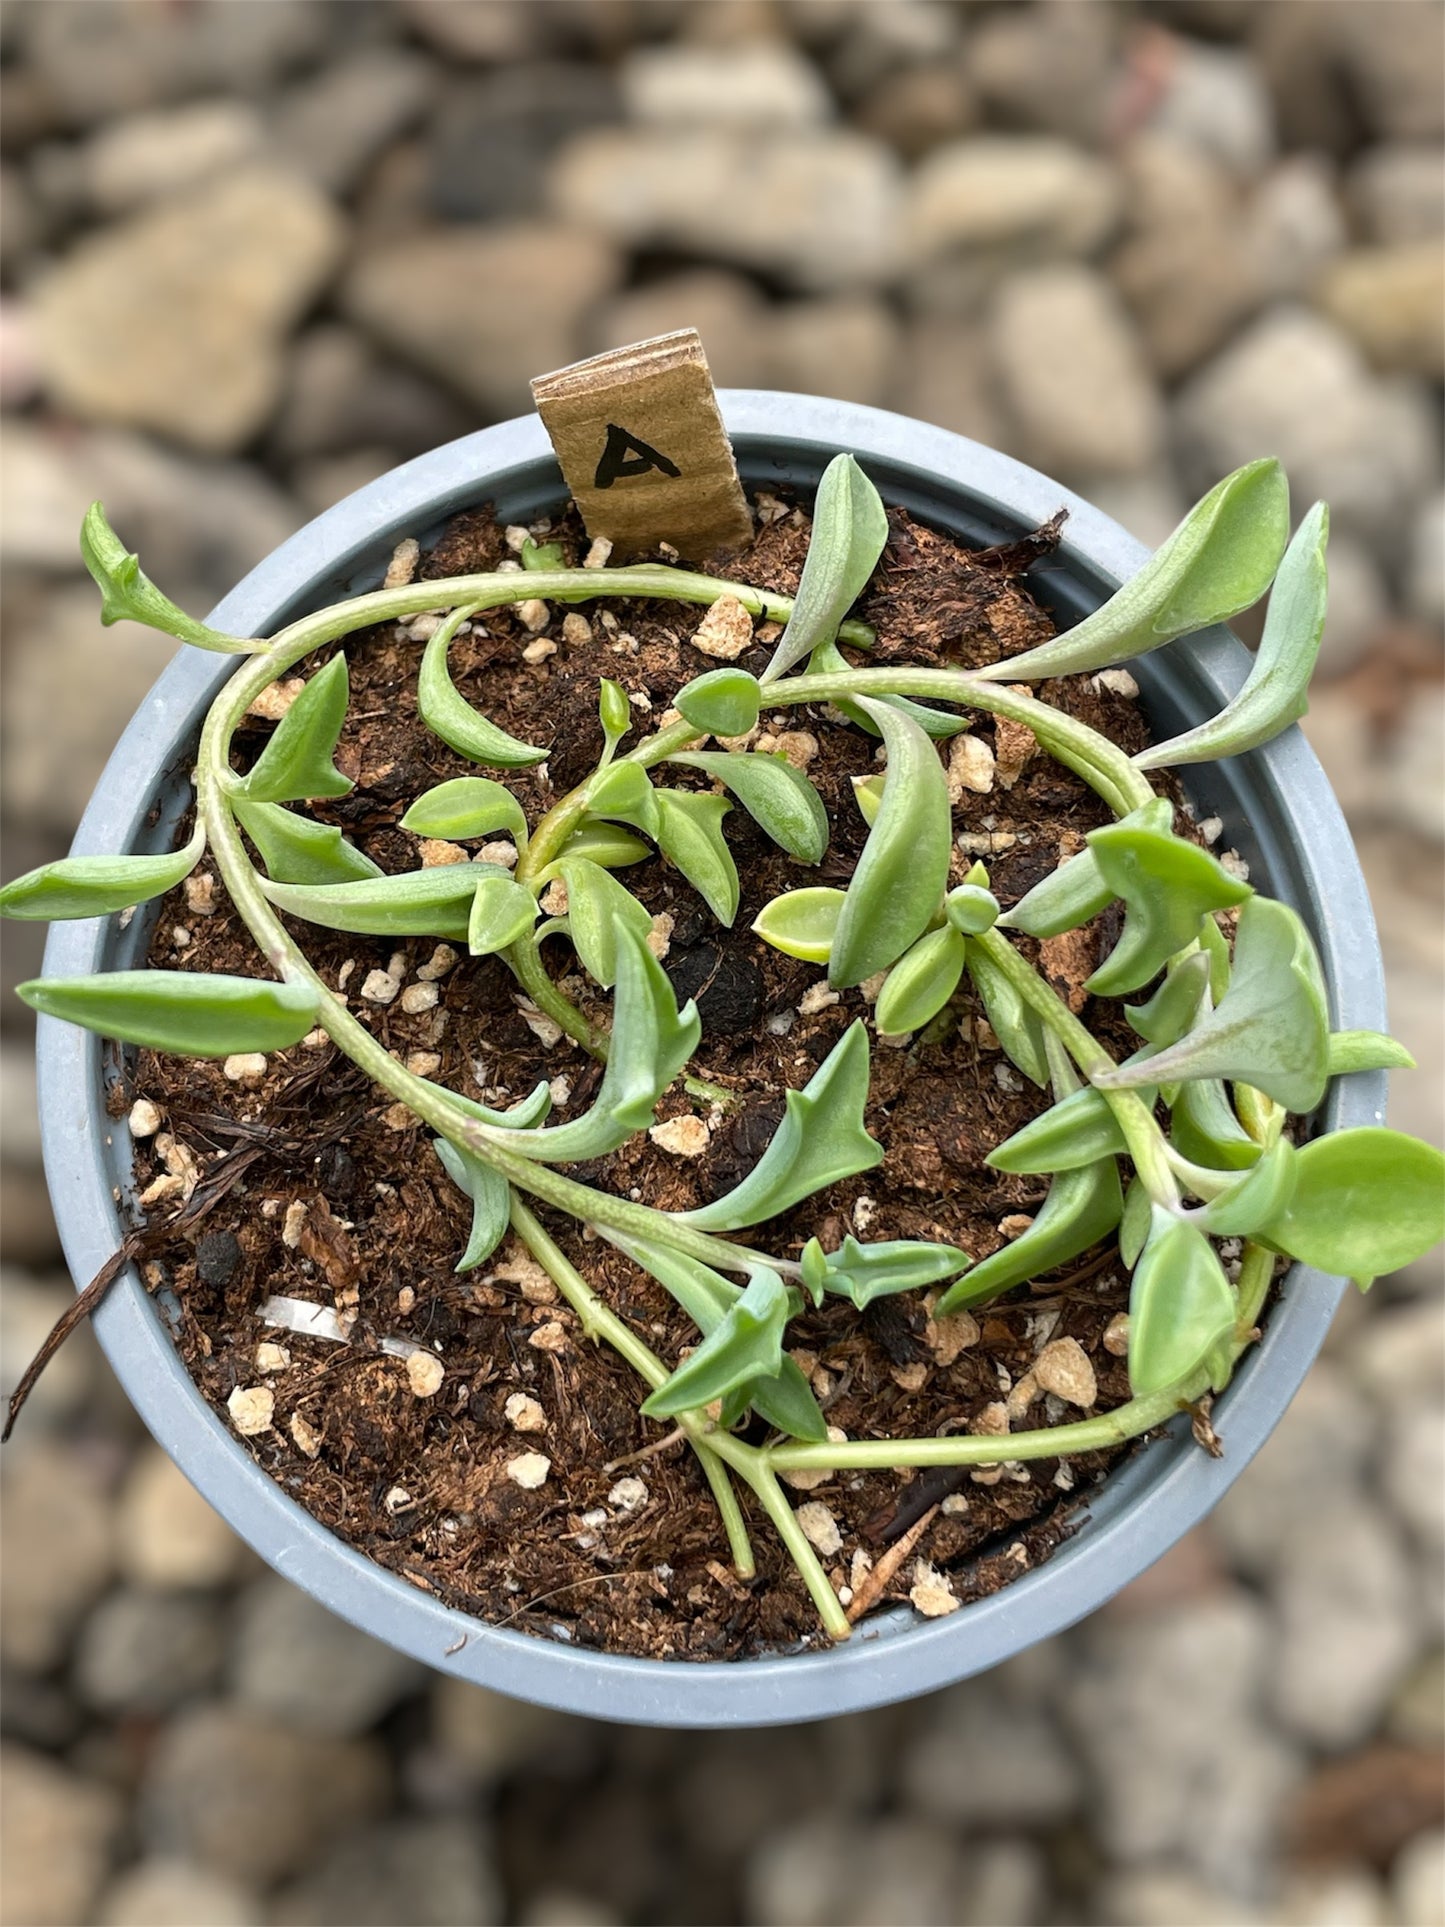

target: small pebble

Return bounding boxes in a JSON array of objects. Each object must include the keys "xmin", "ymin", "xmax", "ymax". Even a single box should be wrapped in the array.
[
  {"xmin": 993, "ymin": 715, "xmax": 1038, "ymax": 788},
  {"xmin": 406, "ymin": 1351, "xmax": 445, "ymax": 1398},
  {"xmin": 949, "ymin": 733, "xmax": 995, "ymax": 797},
  {"xmin": 910, "ymin": 1560, "xmax": 961, "ymax": 1617},
  {"xmin": 381, "ymin": 1102, "xmax": 416, "ymax": 1132},
  {"xmin": 528, "ymin": 1321, "xmax": 568, "ymax": 1352},
  {"xmin": 171, "ymin": 924, "xmax": 192, "ymax": 948},
  {"xmin": 227, "ymin": 1386, "xmax": 274, "ymax": 1436},
  {"xmin": 853, "ymin": 1196, "xmax": 877, "ymax": 1233},
  {"xmin": 400, "ymin": 981, "xmax": 439, "ymax": 1015},
  {"xmin": 183, "ymin": 873, "xmax": 216, "ymax": 916},
  {"xmin": 418, "ymin": 838, "xmax": 468, "ymax": 868},
  {"xmin": 507, "ymin": 1452, "xmax": 551, "ymax": 1490},
  {"xmin": 493, "ymin": 1249, "xmax": 558, "ymax": 1303},
  {"xmin": 1092, "ymin": 668, "xmax": 1139, "ymax": 697},
  {"xmin": 649, "ymin": 1115, "xmax": 710, "ymax": 1157},
  {"xmin": 690, "ymin": 594, "xmax": 754, "ymax": 660},
  {"xmin": 1219, "ymin": 848, "xmax": 1250, "ymax": 882},
  {"xmin": 798, "ymin": 983, "xmax": 840, "ymax": 1017},
  {"xmin": 281, "ymin": 1200, "xmax": 308, "ymax": 1249},
  {"xmin": 516, "ymin": 1001, "xmax": 563, "ymax": 1048},
  {"xmin": 128, "ymin": 1098, "xmax": 161, "ymax": 1138},
  {"xmin": 773, "ymin": 730, "xmax": 819, "ymax": 769},
  {"xmin": 360, "ymin": 969, "xmax": 399, "ymax": 1005},
  {"xmin": 561, "ymin": 612, "xmax": 592, "ymax": 644},
  {"xmin": 521, "ymin": 629, "xmax": 556, "ymax": 657},
  {"xmin": 504, "ymin": 524, "xmax": 531, "ymax": 553},
  {"xmin": 478, "ymin": 840, "xmax": 518, "ymax": 868},
  {"xmin": 382, "ymin": 536, "xmax": 419, "ymax": 588},
  {"xmin": 583, "ymin": 536, "xmax": 613, "ymax": 569},
  {"xmin": 608, "ymin": 1476, "xmax": 649, "ymax": 1514},
  {"xmin": 397, "ymin": 1286, "xmax": 416, "ymax": 1314},
  {"xmin": 255, "ymin": 1341, "xmax": 290, "ymax": 1373},
  {"xmin": 222, "ymin": 1052, "xmax": 267, "ymax": 1086},
  {"xmin": 384, "ymin": 1486, "xmax": 413, "ymax": 1514},
  {"xmin": 538, "ymin": 879, "xmax": 568, "ymax": 916},
  {"xmin": 406, "ymin": 613, "xmax": 443, "ymax": 641},
  {"xmin": 646, "ymin": 912, "xmax": 674, "ymax": 960},
  {"xmin": 505, "ymin": 1393, "xmax": 547, "ymax": 1434},
  {"xmin": 248, "ymin": 677, "xmax": 305, "ymax": 720},
  {"xmin": 405, "ymin": 1050, "xmax": 442, "ymax": 1077},
  {"xmin": 1033, "ymin": 1336, "xmax": 1097, "ymax": 1409},
  {"xmin": 1103, "ymin": 1312, "xmax": 1131, "ymax": 1356},
  {"xmin": 796, "ymin": 1502, "xmax": 843, "ymax": 1556},
  {"xmin": 999, "ymin": 1213, "xmax": 1034, "ymax": 1239},
  {"xmin": 416, "ymin": 944, "xmax": 458, "ymax": 981},
  {"xmin": 926, "ymin": 1307, "xmax": 980, "ymax": 1366},
  {"xmin": 289, "ymin": 1411, "xmax": 322, "ymax": 1458}
]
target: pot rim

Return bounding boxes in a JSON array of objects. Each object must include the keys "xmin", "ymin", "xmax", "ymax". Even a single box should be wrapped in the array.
[{"xmin": 37, "ymin": 393, "xmax": 1386, "ymax": 1728}]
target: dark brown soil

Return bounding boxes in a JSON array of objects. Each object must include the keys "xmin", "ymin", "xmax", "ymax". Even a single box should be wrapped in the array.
[{"xmin": 126, "ymin": 493, "xmax": 1187, "ymax": 1660}]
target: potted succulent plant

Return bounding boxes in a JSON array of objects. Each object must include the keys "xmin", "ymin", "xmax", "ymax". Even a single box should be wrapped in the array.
[{"xmin": 5, "ymin": 395, "xmax": 1440, "ymax": 1728}]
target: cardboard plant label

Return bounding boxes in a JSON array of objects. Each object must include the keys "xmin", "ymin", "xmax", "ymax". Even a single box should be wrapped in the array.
[{"xmin": 531, "ymin": 330, "xmax": 754, "ymax": 559}]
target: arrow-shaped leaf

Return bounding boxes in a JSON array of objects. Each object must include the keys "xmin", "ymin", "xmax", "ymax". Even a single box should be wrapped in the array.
[
  {"xmin": 19, "ymin": 970, "xmax": 318, "ymax": 1057},
  {"xmin": 555, "ymin": 856, "xmax": 654, "ymax": 989},
  {"xmin": 232, "ymin": 797, "xmax": 382, "ymax": 887},
  {"xmin": 761, "ymin": 453, "xmax": 889, "ymax": 684},
  {"xmin": 652, "ymin": 790, "xmax": 739, "ymax": 927},
  {"xmin": 418, "ymin": 604, "xmax": 548, "ymax": 767},
  {"xmin": 682, "ymin": 1020, "xmax": 882, "ymax": 1231},
  {"xmin": 241, "ymin": 655, "xmax": 353, "ymax": 803},
  {"xmin": 432, "ymin": 1138, "xmax": 511, "ymax": 1270},
  {"xmin": 1000, "ymin": 798, "xmax": 1173, "ymax": 939},
  {"xmin": 641, "ymin": 1268, "xmax": 792, "ymax": 1419},
  {"xmin": 0, "ymin": 827, "xmax": 205, "ymax": 921},
  {"xmin": 1085, "ymin": 822, "xmax": 1252, "ymax": 997},
  {"xmin": 263, "ymin": 861, "xmax": 509, "ymax": 941},
  {"xmin": 806, "ymin": 1234, "xmax": 972, "ymax": 1310},
  {"xmin": 1126, "ymin": 1208, "xmax": 1237, "ymax": 1396},
  {"xmin": 81, "ymin": 501, "xmax": 248, "ymax": 653},
  {"xmin": 667, "ymin": 751, "xmax": 828, "ymax": 864}
]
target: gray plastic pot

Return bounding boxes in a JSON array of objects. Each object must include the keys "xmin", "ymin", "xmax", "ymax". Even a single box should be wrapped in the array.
[{"xmin": 38, "ymin": 394, "xmax": 1386, "ymax": 1728}]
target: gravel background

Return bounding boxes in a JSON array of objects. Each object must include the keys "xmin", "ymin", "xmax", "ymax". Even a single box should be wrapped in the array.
[{"xmin": 0, "ymin": 3, "xmax": 1441, "ymax": 1923}]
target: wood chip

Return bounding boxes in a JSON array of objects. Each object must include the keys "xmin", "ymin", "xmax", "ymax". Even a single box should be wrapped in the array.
[{"xmin": 846, "ymin": 1505, "xmax": 938, "ymax": 1622}]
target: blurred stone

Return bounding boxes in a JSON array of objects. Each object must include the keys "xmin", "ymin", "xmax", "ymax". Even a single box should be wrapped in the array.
[
  {"xmin": 745, "ymin": 1814, "xmax": 964, "ymax": 1927},
  {"xmin": 1389, "ymin": 1649, "xmax": 1445, "ymax": 1750},
  {"xmin": 1214, "ymin": 1363, "xmax": 1376, "ymax": 1575},
  {"xmin": 1175, "ymin": 307, "xmax": 1439, "ymax": 555},
  {"xmin": 0, "ymin": 1040, "xmax": 40, "ymax": 1171},
  {"xmin": 1137, "ymin": 28, "xmax": 1276, "ymax": 177},
  {"xmin": 0, "ymin": 1269, "xmax": 99, "ymax": 1431},
  {"xmin": 290, "ymin": 449, "xmax": 397, "ymax": 517},
  {"xmin": 1382, "ymin": 1398, "xmax": 1445, "ymax": 1565},
  {"xmin": 1065, "ymin": 1590, "xmax": 1302, "ymax": 1898},
  {"xmin": 231, "ymin": 1576, "xmax": 425, "ymax": 1737},
  {"xmin": 1094, "ymin": 1870, "xmax": 1260, "ymax": 1927},
  {"xmin": 519, "ymin": 1894, "xmax": 621, "ymax": 1927},
  {"xmin": 0, "ymin": 1664, "xmax": 86, "ymax": 1752},
  {"xmin": 891, "ymin": 316, "xmax": 1006, "ymax": 448},
  {"xmin": 96, "ymin": 1858, "xmax": 261, "ymax": 1927},
  {"xmin": 141, "ymin": 1704, "xmax": 390, "ymax": 1884},
  {"xmin": 341, "ymin": 223, "xmax": 620, "ymax": 416},
  {"xmin": 78, "ymin": 101, "xmax": 264, "ymax": 214},
  {"xmin": 768, "ymin": 295, "xmax": 898, "ymax": 405},
  {"xmin": 1349, "ymin": 145, "xmax": 1445, "ymax": 246},
  {"xmin": 588, "ymin": 270, "xmax": 771, "ymax": 386},
  {"xmin": 548, "ymin": 128, "xmax": 903, "ymax": 290},
  {"xmin": 1248, "ymin": 153, "xmax": 1347, "ymax": 301},
  {"xmin": 0, "ymin": 1439, "xmax": 115, "ymax": 1671},
  {"xmin": 901, "ymin": 1675, "xmax": 1081, "ymax": 1826},
  {"xmin": 1288, "ymin": 1743, "xmax": 1445, "ymax": 1871},
  {"xmin": 852, "ymin": 62, "xmax": 977, "ymax": 159},
  {"xmin": 31, "ymin": 165, "xmax": 346, "ymax": 452},
  {"xmin": 428, "ymin": 65, "xmax": 620, "ymax": 222},
  {"xmin": 0, "ymin": 420, "xmax": 300, "ymax": 593},
  {"xmin": 1405, "ymin": 488, "xmax": 1444, "ymax": 631},
  {"xmin": 1317, "ymin": 243, "xmax": 1445, "ymax": 378},
  {"xmin": 75, "ymin": 1588, "xmax": 225, "ymax": 1716},
  {"xmin": 1314, "ymin": 533, "xmax": 1391, "ymax": 675},
  {"xmin": 1393, "ymin": 1828, "xmax": 1445, "ymax": 1927},
  {"xmin": 1075, "ymin": 465, "xmax": 1188, "ymax": 551},
  {"xmin": 273, "ymin": 48, "xmax": 434, "ymax": 197},
  {"xmin": 1, "ymin": 582, "xmax": 180, "ymax": 830},
  {"xmin": 1270, "ymin": 1497, "xmax": 1422, "ymax": 1749},
  {"xmin": 0, "ymin": 1745, "xmax": 123, "ymax": 1927},
  {"xmin": 272, "ymin": 325, "xmax": 470, "ymax": 462},
  {"xmin": 401, "ymin": 0, "xmax": 543, "ymax": 62},
  {"xmin": 1112, "ymin": 135, "xmax": 1261, "ymax": 377},
  {"xmin": 821, "ymin": 0, "xmax": 960, "ymax": 101},
  {"xmin": 1282, "ymin": 1866, "xmax": 1393, "ymax": 1925},
  {"xmin": 429, "ymin": 1676, "xmax": 564, "ymax": 1781},
  {"xmin": 988, "ymin": 265, "xmax": 1164, "ymax": 481},
  {"xmin": 1332, "ymin": 1, "xmax": 1445, "ymax": 142},
  {"xmin": 966, "ymin": 0, "xmax": 1120, "ymax": 146},
  {"xmin": 621, "ymin": 40, "xmax": 831, "ymax": 126},
  {"xmin": 270, "ymin": 1816, "xmax": 502, "ymax": 1926},
  {"xmin": 1383, "ymin": 700, "xmax": 1445, "ymax": 844},
  {"xmin": 906, "ymin": 137, "xmax": 1121, "ymax": 280},
  {"xmin": 16, "ymin": 0, "xmax": 330, "ymax": 128},
  {"xmin": 0, "ymin": 163, "xmax": 39, "ymax": 270},
  {"xmin": 118, "ymin": 1443, "xmax": 248, "ymax": 1589}
]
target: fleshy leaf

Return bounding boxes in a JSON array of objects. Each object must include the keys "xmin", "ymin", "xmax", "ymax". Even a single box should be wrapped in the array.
[
  {"xmin": 559, "ymin": 820, "xmax": 653, "ymax": 870},
  {"xmin": 418, "ymin": 604, "xmax": 548, "ymax": 766},
  {"xmin": 999, "ymin": 798, "xmax": 1173, "ymax": 939},
  {"xmin": 829, "ymin": 697, "xmax": 951, "ymax": 987},
  {"xmin": 673, "ymin": 667, "xmax": 761, "ymax": 738},
  {"xmin": 986, "ymin": 1081, "xmax": 1138, "ymax": 1175},
  {"xmin": 810, "ymin": 1234, "xmax": 972, "ymax": 1310},
  {"xmin": 641, "ymin": 1268, "xmax": 791, "ymax": 1419},
  {"xmin": 1099, "ymin": 897, "xmax": 1330, "ymax": 1114},
  {"xmin": 240, "ymin": 655, "xmax": 353, "ymax": 803},
  {"xmin": 432, "ymin": 1138, "xmax": 510, "ymax": 1271},
  {"xmin": 1119, "ymin": 1175, "xmax": 1150, "ymax": 1267},
  {"xmin": 0, "ymin": 828, "xmax": 204, "ymax": 921},
  {"xmin": 935, "ymin": 1155, "xmax": 1123, "ymax": 1313},
  {"xmin": 977, "ymin": 460, "xmax": 1290, "ymax": 682},
  {"xmin": 232, "ymin": 797, "xmax": 383, "ymax": 887},
  {"xmin": 1197, "ymin": 1137, "xmax": 1298, "ymax": 1236},
  {"xmin": 612, "ymin": 1235, "xmax": 826, "ymax": 1441},
  {"xmin": 521, "ymin": 536, "xmax": 565, "ymax": 570},
  {"xmin": 1127, "ymin": 1209, "xmax": 1237, "ymax": 1397},
  {"xmin": 81, "ymin": 502, "xmax": 248, "ymax": 653},
  {"xmin": 468, "ymin": 874, "xmax": 539, "ymax": 956},
  {"xmin": 587, "ymin": 759, "xmax": 659, "ymax": 838},
  {"xmin": 555, "ymin": 856, "xmax": 653, "ymax": 989},
  {"xmin": 751, "ymin": 887, "xmax": 846, "ymax": 964},
  {"xmin": 483, "ymin": 923, "xmax": 700, "ymax": 1163},
  {"xmin": 964, "ymin": 941, "xmax": 1048, "ymax": 1088},
  {"xmin": 667, "ymin": 751, "xmax": 828, "ymax": 864},
  {"xmin": 19, "ymin": 970, "xmax": 318, "ymax": 1057},
  {"xmin": 262, "ymin": 862, "xmax": 506, "ymax": 941},
  {"xmin": 875, "ymin": 926, "xmax": 966, "ymax": 1036},
  {"xmin": 1136, "ymin": 502, "xmax": 1330, "ymax": 770},
  {"xmin": 401, "ymin": 777, "xmax": 527, "ymax": 845},
  {"xmin": 852, "ymin": 773, "xmax": 885, "ymax": 826},
  {"xmin": 683, "ymin": 1020, "xmax": 883, "ymax": 1231},
  {"xmin": 417, "ymin": 1076, "xmax": 551, "ymax": 1132},
  {"xmin": 944, "ymin": 885, "xmax": 999, "ymax": 937},
  {"xmin": 1169, "ymin": 1075, "xmax": 1262, "ymax": 1171},
  {"xmin": 652, "ymin": 790, "xmax": 739, "ymax": 926},
  {"xmin": 807, "ymin": 636, "xmax": 969, "ymax": 739},
  {"xmin": 1326, "ymin": 1030, "xmax": 1416, "ymax": 1075},
  {"xmin": 1085, "ymin": 823, "xmax": 1252, "ymax": 997},
  {"xmin": 598, "ymin": 678, "xmax": 632, "ymax": 756},
  {"xmin": 1125, "ymin": 951, "xmax": 1212, "ymax": 1047},
  {"xmin": 761, "ymin": 454, "xmax": 889, "ymax": 684},
  {"xmin": 1255, "ymin": 1128, "xmax": 1445, "ymax": 1288}
]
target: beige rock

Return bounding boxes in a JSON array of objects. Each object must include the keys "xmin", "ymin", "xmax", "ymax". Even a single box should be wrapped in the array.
[
  {"xmin": 418, "ymin": 838, "xmax": 468, "ymax": 868},
  {"xmin": 949, "ymin": 732, "xmax": 995, "ymax": 798},
  {"xmin": 649, "ymin": 1114, "xmax": 710, "ymax": 1157},
  {"xmin": 797, "ymin": 1502, "xmax": 844, "ymax": 1557},
  {"xmin": 1103, "ymin": 1312, "xmax": 1132, "ymax": 1356},
  {"xmin": 504, "ymin": 1393, "xmax": 546, "ymax": 1434},
  {"xmin": 227, "ymin": 1386, "xmax": 275, "ymax": 1435},
  {"xmin": 992, "ymin": 714, "xmax": 1037, "ymax": 789},
  {"xmin": 222, "ymin": 1052, "xmax": 267, "ymax": 1086},
  {"xmin": 910, "ymin": 1560, "xmax": 961, "ymax": 1617},
  {"xmin": 400, "ymin": 981, "xmax": 439, "ymax": 1015},
  {"xmin": 506, "ymin": 1452, "xmax": 551, "ymax": 1490},
  {"xmin": 1033, "ymin": 1336, "xmax": 1098, "ymax": 1409},
  {"xmin": 119, "ymin": 1445, "xmax": 243, "ymax": 1587},
  {"xmin": 1317, "ymin": 242, "xmax": 1445, "ymax": 378},
  {"xmin": 405, "ymin": 1352, "xmax": 445, "ymax": 1398},
  {"xmin": 690, "ymin": 594, "xmax": 755, "ymax": 661},
  {"xmin": 1, "ymin": 1746, "xmax": 122, "ymax": 1927}
]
